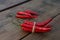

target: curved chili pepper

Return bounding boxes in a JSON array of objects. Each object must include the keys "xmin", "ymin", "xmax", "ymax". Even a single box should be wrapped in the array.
[{"xmin": 16, "ymin": 10, "xmax": 38, "ymax": 19}]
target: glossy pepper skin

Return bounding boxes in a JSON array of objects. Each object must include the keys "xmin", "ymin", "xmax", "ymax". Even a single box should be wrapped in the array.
[
  {"xmin": 20, "ymin": 18, "xmax": 52, "ymax": 32},
  {"xmin": 16, "ymin": 10, "xmax": 38, "ymax": 19}
]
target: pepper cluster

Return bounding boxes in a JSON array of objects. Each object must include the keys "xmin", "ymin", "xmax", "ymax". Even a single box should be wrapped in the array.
[{"xmin": 16, "ymin": 10, "xmax": 51, "ymax": 33}]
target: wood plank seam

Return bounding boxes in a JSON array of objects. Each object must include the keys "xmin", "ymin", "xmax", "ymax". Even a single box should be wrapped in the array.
[
  {"xmin": 0, "ymin": 0, "xmax": 31, "ymax": 12},
  {"xmin": 19, "ymin": 33, "xmax": 31, "ymax": 40}
]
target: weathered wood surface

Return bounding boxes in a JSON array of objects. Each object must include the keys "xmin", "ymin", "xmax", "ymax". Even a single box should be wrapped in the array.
[
  {"xmin": 0, "ymin": 0, "xmax": 43, "ymax": 40},
  {"xmin": 0, "ymin": 0, "xmax": 27, "ymax": 10},
  {"xmin": 0, "ymin": 0, "xmax": 60, "ymax": 40}
]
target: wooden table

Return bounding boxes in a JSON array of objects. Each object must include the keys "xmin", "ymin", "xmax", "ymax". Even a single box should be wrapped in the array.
[{"xmin": 0, "ymin": 0, "xmax": 60, "ymax": 40}]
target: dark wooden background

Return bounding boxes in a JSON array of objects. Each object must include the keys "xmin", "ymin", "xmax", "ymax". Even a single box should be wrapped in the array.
[{"xmin": 0, "ymin": 0, "xmax": 60, "ymax": 40}]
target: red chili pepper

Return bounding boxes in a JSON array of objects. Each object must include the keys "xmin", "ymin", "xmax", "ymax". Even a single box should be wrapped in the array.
[
  {"xmin": 16, "ymin": 10, "xmax": 38, "ymax": 19},
  {"xmin": 22, "ymin": 25, "xmax": 51, "ymax": 32},
  {"xmin": 20, "ymin": 18, "xmax": 52, "ymax": 32}
]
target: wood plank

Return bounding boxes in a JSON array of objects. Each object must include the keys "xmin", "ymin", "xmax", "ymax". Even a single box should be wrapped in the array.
[{"xmin": 0, "ymin": 0, "xmax": 27, "ymax": 10}]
